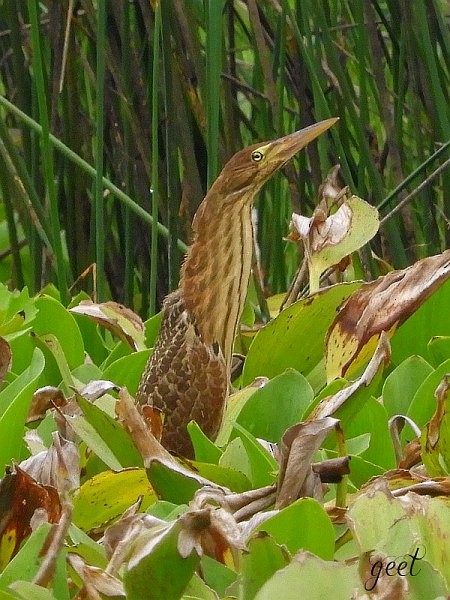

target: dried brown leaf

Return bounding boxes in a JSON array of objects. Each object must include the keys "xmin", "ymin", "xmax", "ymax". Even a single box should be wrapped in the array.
[
  {"xmin": 0, "ymin": 337, "xmax": 11, "ymax": 386},
  {"xmin": 327, "ymin": 249, "xmax": 450, "ymax": 378},
  {"xmin": 27, "ymin": 386, "xmax": 66, "ymax": 423},
  {"xmin": 277, "ymin": 417, "xmax": 339, "ymax": 508}
]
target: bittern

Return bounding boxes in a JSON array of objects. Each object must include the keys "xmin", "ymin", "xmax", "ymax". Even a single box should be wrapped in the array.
[{"xmin": 136, "ymin": 118, "xmax": 338, "ymax": 457}]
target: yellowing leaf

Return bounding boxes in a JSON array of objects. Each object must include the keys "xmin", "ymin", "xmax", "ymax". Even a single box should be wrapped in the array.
[{"xmin": 326, "ymin": 250, "xmax": 450, "ymax": 380}]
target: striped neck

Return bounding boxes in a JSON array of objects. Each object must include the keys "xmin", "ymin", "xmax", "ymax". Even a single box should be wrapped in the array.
[{"xmin": 180, "ymin": 195, "xmax": 254, "ymax": 372}]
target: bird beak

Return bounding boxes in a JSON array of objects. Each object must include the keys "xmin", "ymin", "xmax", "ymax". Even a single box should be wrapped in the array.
[{"xmin": 271, "ymin": 117, "xmax": 338, "ymax": 163}]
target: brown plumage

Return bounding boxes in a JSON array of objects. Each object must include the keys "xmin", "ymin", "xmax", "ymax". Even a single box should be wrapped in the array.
[{"xmin": 136, "ymin": 119, "xmax": 338, "ymax": 456}]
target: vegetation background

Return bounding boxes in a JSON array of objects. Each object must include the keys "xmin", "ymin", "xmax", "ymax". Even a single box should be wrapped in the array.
[{"xmin": 0, "ymin": 0, "xmax": 449, "ymax": 316}]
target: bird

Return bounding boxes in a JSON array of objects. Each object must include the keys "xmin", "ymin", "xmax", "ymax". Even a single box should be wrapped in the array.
[{"xmin": 136, "ymin": 118, "xmax": 338, "ymax": 457}]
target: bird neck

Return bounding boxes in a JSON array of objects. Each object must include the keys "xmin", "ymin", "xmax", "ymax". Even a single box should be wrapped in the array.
[{"xmin": 180, "ymin": 193, "xmax": 254, "ymax": 371}]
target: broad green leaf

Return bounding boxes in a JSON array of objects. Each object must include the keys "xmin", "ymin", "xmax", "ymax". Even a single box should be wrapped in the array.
[
  {"xmin": 391, "ymin": 278, "xmax": 450, "ymax": 366},
  {"xmin": 124, "ymin": 520, "xmax": 200, "ymax": 600},
  {"xmin": 76, "ymin": 394, "xmax": 143, "ymax": 468},
  {"xmin": 188, "ymin": 421, "xmax": 222, "ymax": 464},
  {"xmin": 340, "ymin": 396, "xmax": 396, "ymax": 470},
  {"xmin": 408, "ymin": 359, "xmax": 450, "ymax": 429},
  {"xmin": 72, "ymin": 469, "xmax": 155, "ymax": 531},
  {"xmin": 144, "ymin": 312, "xmax": 162, "ymax": 348},
  {"xmin": 200, "ymin": 555, "xmax": 236, "ymax": 598},
  {"xmin": 239, "ymin": 533, "xmax": 289, "ymax": 600},
  {"xmin": 243, "ymin": 283, "xmax": 360, "ymax": 391},
  {"xmin": 147, "ymin": 461, "xmax": 203, "ymax": 505},
  {"xmin": 0, "ymin": 285, "xmax": 37, "ymax": 337},
  {"xmin": 10, "ymin": 582, "xmax": 58, "ymax": 600},
  {"xmin": 183, "ymin": 573, "xmax": 218, "ymax": 600},
  {"xmin": 102, "ymin": 349, "xmax": 151, "ymax": 396},
  {"xmin": 254, "ymin": 553, "xmax": 362, "ymax": 600},
  {"xmin": 189, "ymin": 460, "xmax": 251, "ymax": 492},
  {"xmin": 0, "ymin": 524, "xmax": 51, "ymax": 590},
  {"xmin": 227, "ymin": 424, "xmax": 278, "ymax": 488},
  {"xmin": 255, "ymin": 498, "xmax": 334, "ymax": 559},
  {"xmin": 67, "ymin": 524, "xmax": 108, "ymax": 568},
  {"xmin": 0, "ymin": 348, "xmax": 45, "ymax": 475},
  {"xmin": 427, "ymin": 336, "xmax": 450, "ymax": 366},
  {"xmin": 32, "ymin": 295, "xmax": 84, "ymax": 369},
  {"xmin": 216, "ymin": 386, "xmax": 259, "ymax": 447},
  {"xmin": 236, "ymin": 370, "xmax": 313, "ymax": 443},
  {"xmin": 382, "ymin": 355, "xmax": 434, "ymax": 417}
]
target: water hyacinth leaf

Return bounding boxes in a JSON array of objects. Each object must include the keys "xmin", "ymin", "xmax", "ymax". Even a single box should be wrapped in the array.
[
  {"xmin": 102, "ymin": 349, "xmax": 151, "ymax": 395},
  {"xmin": 236, "ymin": 370, "xmax": 314, "ymax": 443},
  {"xmin": 72, "ymin": 469, "xmax": 155, "ymax": 531},
  {"xmin": 0, "ymin": 284, "xmax": 37, "ymax": 337},
  {"xmin": 326, "ymin": 250, "xmax": 450, "ymax": 380},
  {"xmin": 254, "ymin": 498, "xmax": 335, "ymax": 559},
  {"xmin": 189, "ymin": 460, "xmax": 251, "ymax": 492},
  {"xmin": 0, "ymin": 348, "xmax": 45, "ymax": 475},
  {"xmin": 188, "ymin": 420, "xmax": 222, "ymax": 464},
  {"xmin": 10, "ymin": 582, "xmax": 60, "ymax": 600},
  {"xmin": 254, "ymin": 551, "xmax": 362, "ymax": 600},
  {"xmin": 382, "ymin": 355, "xmax": 434, "ymax": 418},
  {"xmin": 391, "ymin": 278, "xmax": 450, "ymax": 366},
  {"xmin": 408, "ymin": 358, "xmax": 450, "ymax": 430},
  {"xmin": 33, "ymin": 295, "xmax": 84, "ymax": 369},
  {"xmin": 421, "ymin": 375, "xmax": 450, "ymax": 476},
  {"xmin": 216, "ymin": 385, "xmax": 261, "ymax": 447},
  {"xmin": 123, "ymin": 518, "xmax": 201, "ymax": 600},
  {"xmin": 291, "ymin": 195, "xmax": 379, "ymax": 293},
  {"xmin": 243, "ymin": 282, "xmax": 361, "ymax": 392},
  {"xmin": 70, "ymin": 300, "xmax": 146, "ymax": 351},
  {"xmin": 239, "ymin": 532, "xmax": 289, "ymax": 600},
  {"xmin": 427, "ymin": 336, "xmax": 450, "ymax": 367},
  {"xmin": 75, "ymin": 394, "xmax": 143, "ymax": 468}
]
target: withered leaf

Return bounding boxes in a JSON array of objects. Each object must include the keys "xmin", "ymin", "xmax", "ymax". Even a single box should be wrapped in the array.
[
  {"xmin": 326, "ymin": 249, "xmax": 450, "ymax": 379},
  {"xmin": 421, "ymin": 375, "xmax": 450, "ymax": 477},
  {"xmin": 0, "ymin": 466, "xmax": 61, "ymax": 568},
  {"xmin": 0, "ymin": 336, "xmax": 11, "ymax": 386},
  {"xmin": 27, "ymin": 386, "xmax": 66, "ymax": 423},
  {"xmin": 70, "ymin": 300, "xmax": 145, "ymax": 351},
  {"xmin": 20, "ymin": 431, "xmax": 80, "ymax": 494},
  {"xmin": 277, "ymin": 417, "xmax": 339, "ymax": 508}
]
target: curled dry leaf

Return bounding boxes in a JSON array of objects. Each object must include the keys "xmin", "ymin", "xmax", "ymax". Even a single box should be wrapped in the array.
[
  {"xmin": 27, "ymin": 386, "xmax": 66, "ymax": 423},
  {"xmin": 277, "ymin": 417, "xmax": 340, "ymax": 509},
  {"xmin": 20, "ymin": 431, "xmax": 80, "ymax": 494},
  {"xmin": 289, "ymin": 195, "xmax": 379, "ymax": 293},
  {"xmin": 68, "ymin": 553, "xmax": 125, "ymax": 597},
  {"xmin": 0, "ymin": 465, "xmax": 61, "ymax": 568},
  {"xmin": 0, "ymin": 336, "xmax": 11, "ymax": 386},
  {"xmin": 421, "ymin": 375, "xmax": 450, "ymax": 477},
  {"xmin": 79, "ymin": 379, "xmax": 120, "ymax": 402},
  {"xmin": 326, "ymin": 249, "xmax": 450, "ymax": 380},
  {"xmin": 70, "ymin": 300, "xmax": 145, "ymax": 351}
]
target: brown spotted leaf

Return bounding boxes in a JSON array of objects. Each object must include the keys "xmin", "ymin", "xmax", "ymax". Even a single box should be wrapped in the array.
[
  {"xmin": 70, "ymin": 300, "xmax": 145, "ymax": 351},
  {"xmin": 326, "ymin": 249, "xmax": 450, "ymax": 380},
  {"xmin": 0, "ymin": 466, "xmax": 61, "ymax": 568}
]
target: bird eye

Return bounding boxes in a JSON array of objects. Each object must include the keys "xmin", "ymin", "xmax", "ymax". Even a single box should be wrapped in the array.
[{"xmin": 251, "ymin": 150, "xmax": 264, "ymax": 162}]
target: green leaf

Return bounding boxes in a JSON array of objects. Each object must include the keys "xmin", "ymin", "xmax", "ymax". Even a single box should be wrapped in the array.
[
  {"xmin": 72, "ymin": 469, "xmax": 156, "ymax": 531},
  {"xmin": 382, "ymin": 355, "xmax": 434, "ymax": 417},
  {"xmin": 0, "ymin": 348, "xmax": 45, "ymax": 475},
  {"xmin": 408, "ymin": 359, "xmax": 450, "ymax": 429},
  {"xmin": 254, "ymin": 553, "xmax": 361, "ymax": 600},
  {"xmin": 76, "ymin": 394, "xmax": 143, "ymax": 468},
  {"xmin": 147, "ymin": 461, "xmax": 202, "ymax": 505},
  {"xmin": 102, "ymin": 349, "xmax": 151, "ymax": 396},
  {"xmin": 188, "ymin": 421, "xmax": 222, "ymax": 464},
  {"xmin": 391, "ymin": 278, "xmax": 450, "ymax": 366},
  {"xmin": 32, "ymin": 295, "xmax": 84, "ymax": 369},
  {"xmin": 10, "ymin": 582, "xmax": 59, "ymax": 600},
  {"xmin": 255, "ymin": 498, "xmax": 335, "ymax": 559},
  {"xmin": 236, "ymin": 370, "xmax": 313, "ymax": 443},
  {"xmin": 124, "ymin": 520, "xmax": 200, "ymax": 600},
  {"xmin": 0, "ymin": 524, "xmax": 51, "ymax": 590},
  {"xmin": 239, "ymin": 533, "xmax": 289, "ymax": 600},
  {"xmin": 427, "ymin": 336, "xmax": 450, "ymax": 366},
  {"xmin": 190, "ymin": 460, "xmax": 251, "ymax": 492},
  {"xmin": 243, "ymin": 283, "xmax": 361, "ymax": 392}
]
